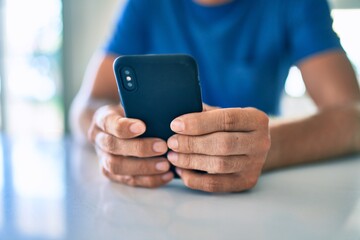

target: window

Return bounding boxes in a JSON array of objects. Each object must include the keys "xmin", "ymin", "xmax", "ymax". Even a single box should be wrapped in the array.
[
  {"xmin": 285, "ymin": 9, "xmax": 360, "ymax": 98},
  {"xmin": 3, "ymin": 0, "xmax": 63, "ymax": 139},
  {"xmin": 1, "ymin": 0, "xmax": 65, "ymax": 238},
  {"xmin": 282, "ymin": 8, "xmax": 360, "ymax": 116},
  {"xmin": 332, "ymin": 9, "xmax": 360, "ymax": 77}
]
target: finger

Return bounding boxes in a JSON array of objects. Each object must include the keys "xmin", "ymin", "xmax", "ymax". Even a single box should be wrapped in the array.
[
  {"xmin": 103, "ymin": 168, "xmax": 174, "ymax": 188},
  {"xmin": 168, "ymin": 132, "xmax": 269, "ymax": 156},
  {"xmin": 170, "ymin": 108, "xmax": 269, "ymax": 135},
  {"xmin": 94, "ymin": 105, "xmax": 146, "ymax": 139},
  {"xmin": 167, "ymin": 151, "xmax": 249, "ymax": 174},
  {"xmin": 88, "ymin": 122, "xmax": 102, "ymax": 144},
  {"xmin": 95, "ymin": 132, "xmax": 168, "ymax": 157},
  {"xmin": 176, "ymin": 168, "xmax": 258, "ymax": 193},
  {"xmin": 98, "ymin": 149, "xmax": 171, "ymax": 176}
]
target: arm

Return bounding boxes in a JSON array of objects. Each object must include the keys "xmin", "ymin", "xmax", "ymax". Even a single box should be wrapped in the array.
[
  {"xmin": 264, "ymin": 50, "xmax": 360, "ymax": 170},
  {"xmin": 167, "ymin": 50, "xmax": 360, "ymax": 193},
  {"xmin": 263, "ymin": 0, "xmax": 360, "ymax": 169},
  {"xmin": 70, "ymin": 53, "xmax": 119, "ymax": 143}
]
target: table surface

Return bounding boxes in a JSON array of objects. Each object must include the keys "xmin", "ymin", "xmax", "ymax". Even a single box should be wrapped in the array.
[{"xmin": 0, "ymin": 135, "xmax": 359, "ymax": 240}]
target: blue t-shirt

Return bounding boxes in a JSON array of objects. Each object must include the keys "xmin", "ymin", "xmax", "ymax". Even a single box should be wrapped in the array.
[{"xmin": 105, "ymin": 0, "xmax": 342, "ymax": 115}]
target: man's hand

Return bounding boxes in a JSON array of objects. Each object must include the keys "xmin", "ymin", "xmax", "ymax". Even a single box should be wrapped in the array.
[
  {"xmin": 88, "ymin": 105, "xmax": 174, "ymax": 188},
  {"xmin": 167, "ymin": 107, "xmax": 271, "ymax": 193}
]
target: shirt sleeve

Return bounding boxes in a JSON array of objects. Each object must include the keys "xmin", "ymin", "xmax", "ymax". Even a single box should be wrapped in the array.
[
  {"xmin": 104, "ymin": 0, "xmax": 149, "ymax": 55},
  {"xmin": 286, "ymin": 0, "xmax": 343, "ymax": 65}
]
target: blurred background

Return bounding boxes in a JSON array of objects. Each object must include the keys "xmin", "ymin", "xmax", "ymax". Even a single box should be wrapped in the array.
[{"xmin": 0, "ymin": 0, "xmax": 359, "ymax": 140}]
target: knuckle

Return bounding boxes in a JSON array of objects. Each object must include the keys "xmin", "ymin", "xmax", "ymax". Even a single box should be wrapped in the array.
[
  {"xmin": 113, "ymin": 117, "xmax": 127, "ymax": 135},
  {"xmin": 146, "ymin": 177, "xmax": 162, "ymax": 188},
  {"xmin": 233, "ymin": 156, "xmax": 247, "ymax": 171},
  {"xmin": 183, "ymin": 136, "xmax": 195, "ymax": 152},
  {"xmin": 259, "ymin": 111, "xmax": 269, "ymax": 126},
  {"xmin": 93, "ymin": 109, "xmax": 103, "ymax": 125},
  {"xmin": 216, "ymin": 156, "xmax": 240, "ymax": 173},
  {"xmin": 107, "ymin": 156, "xmax": 123, "ymax": 175},
  {"xmin": 217, "ymin": 135, "xmax": 235, "ymax": 154},
  {"xmin": 99, "ymin": 110, "xmax": 114, "ymax": 131},
  {"xmin": 202, "ymin": 178, "xmax": 221, "ymax": 192},
  {"xmin": 102, "ymin": 134, "xmax": 117, "ymax": 153},
  {"xmin": 245, "ymin": 177, "xmax": 258, "ymax": 190},
  {"xmin": 125, "ymin": 176, "xmax": 136, "ymax": 186},
  {"xmin": 180, "ymin": 154, "xmax": 192, "ymax": 169},
  {"xmin": 183, "ymin": 174, "xmax": 221, "ymax": 192},
  {"xmin": 250, "ymin": 108, "xmax": 269, "ymax": 128},
  {"xmin": 211, "ymin": 157, "xmax": 227, "ymax": 173},
  {"xmin": 182, "ymin": 175, "xmax": 195, "ymax": 189},
  {"xmin": 133, "ymin": 140, "xmax": 149, "ymax": 157},
  {"xmin": 247, "ymin": 107, "xmax": 258, "ymax": 114},
  {"xmin": 132, "ymin": 140, "xmax": 143, "ymax": 156},
  {"xmin": 101, "ymin": 115, "xmax": 110, "ymax": 132},
  {"xmin": 137, "ymin": 161, "xmax": 151, "ymax": 175},
  {"xmin": 222, "ymin": 109, "xmax": 238, "ymax": 131},
  {"xmin": 241, "ymin": 176, "xmax": 258, "ymax": 190},
  {"xmin": 87, "ymin": 122, "xmax": 96, "ymax": 143}
]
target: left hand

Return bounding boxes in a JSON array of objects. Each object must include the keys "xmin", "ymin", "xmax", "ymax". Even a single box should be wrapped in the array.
[{"xmin": 167, "ymin": 106, "xmax": 271, "ymax": 193}]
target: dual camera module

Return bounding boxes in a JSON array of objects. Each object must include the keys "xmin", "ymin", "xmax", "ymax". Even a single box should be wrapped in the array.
[{"xmin": 121, "ymin": 67, "xmax": 137, "ymax": 91}]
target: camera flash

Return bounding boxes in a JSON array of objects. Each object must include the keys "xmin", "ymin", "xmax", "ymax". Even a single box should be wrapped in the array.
[{"xmin": 126, "ymin": 76, "xmax": 132, "ymax": 81}]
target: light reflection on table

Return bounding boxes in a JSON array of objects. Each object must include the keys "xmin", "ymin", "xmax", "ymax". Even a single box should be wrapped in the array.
[
  {"xmin": 0, "ymin": 136, "xmax": 4, "ymax": 232},
  {"xmin": 0, "ymin": 136, "xmax": 66, "ymax": 239},
  {"xmin": 0, "ymin": 135, "xmax": 360, "ymax": 240},
  {"xmin": 12, "ymin": 138, "xmax": 65, "ymax": 239}
]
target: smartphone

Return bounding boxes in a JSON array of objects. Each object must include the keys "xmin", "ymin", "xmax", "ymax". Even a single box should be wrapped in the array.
[{"xmin": 113, "ymin": 54, "xmax": 203, "ymax": 175}]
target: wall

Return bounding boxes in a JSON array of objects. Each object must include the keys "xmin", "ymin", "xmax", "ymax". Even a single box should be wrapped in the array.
[{"xmin": 62, "ymin": 0, "xmax": 125, "ymax": 131}]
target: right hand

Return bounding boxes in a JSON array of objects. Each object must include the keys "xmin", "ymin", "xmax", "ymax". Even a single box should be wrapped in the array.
[{"xmin": 88, "ymin": 105, "xmax": 174, "ymax": 188}]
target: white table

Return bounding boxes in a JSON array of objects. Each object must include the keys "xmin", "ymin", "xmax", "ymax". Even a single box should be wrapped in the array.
[{"xmin": 0, "ymin": 136, "xmax": 359, "ymax": 240}]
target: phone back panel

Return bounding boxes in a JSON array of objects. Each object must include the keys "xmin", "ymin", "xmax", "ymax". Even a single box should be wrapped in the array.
[{"xmin": 114, "ymin": 54, "xmax": 203, "ymax": 140}]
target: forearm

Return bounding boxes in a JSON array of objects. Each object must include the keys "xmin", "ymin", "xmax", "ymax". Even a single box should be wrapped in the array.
[
  {"xmin": 69, "ymin": 96, "xmax": 115, "ymax": 144},
  {"xmin": 69, "ymin": 54, "xmax": 121, "ymax": 143},
  {"xmin": 264, "ymin": 104, "xmax": 360, "ymax": 171}
]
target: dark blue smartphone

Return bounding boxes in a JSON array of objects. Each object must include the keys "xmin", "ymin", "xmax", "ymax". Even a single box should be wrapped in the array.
[{"xmin": 113, "ymin": 54, "xmax": 203, "ymax": 176}]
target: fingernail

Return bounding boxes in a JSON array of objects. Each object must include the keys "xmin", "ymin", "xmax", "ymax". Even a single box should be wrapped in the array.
[
  {"xmin": 129, "ymin": 122, "xmax": 145, "ymax": 134},
  {"xmin": 167, "ymin": 137, "xmax": 179, "ymax": 149},
  {"xmin": 176, "ymin": 168, "xmax": 182, "ymax": 177},
  {"xmin": 155, "ymin": 161, "xmax": 170, "ymax": 171},
  {"xmin": 167, "ymin": 151, "xmax": 178, "ymax": 162},
  {"xmin": 153, "ymin": 141, "xmax": 168, "ymax": 153},
  {"xmin": 162, "ymin": 172, "xmax": 173, "ymax": 181},
  {"xmin": 171, "ymin": 119, "xmax": 185, "ymax": 132}
]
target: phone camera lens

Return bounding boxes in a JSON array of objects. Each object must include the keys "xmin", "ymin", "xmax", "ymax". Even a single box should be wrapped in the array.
[{"xmin": 121, "ymin": 67, "xmax": 136, "ymax": 91}]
